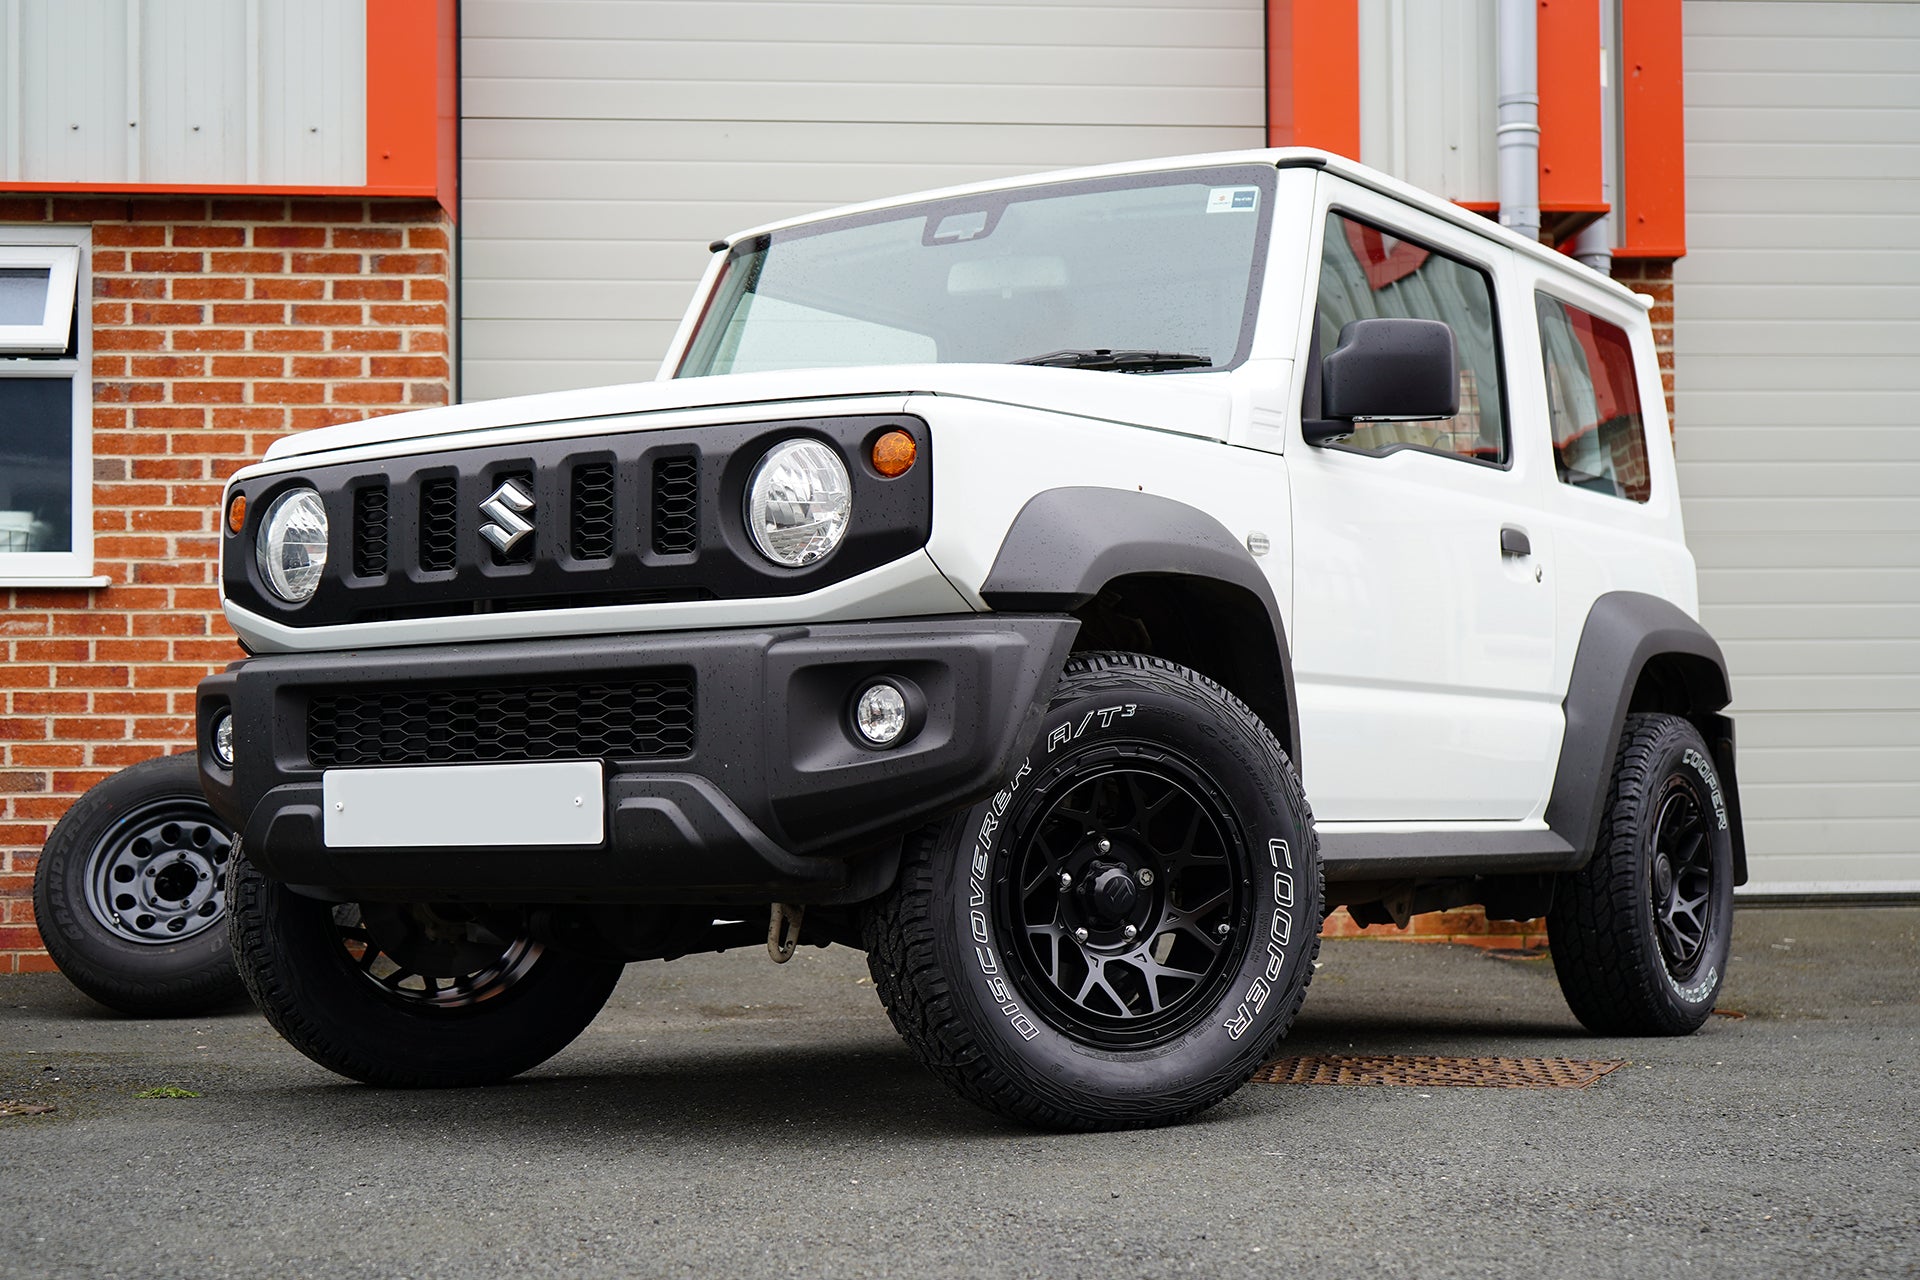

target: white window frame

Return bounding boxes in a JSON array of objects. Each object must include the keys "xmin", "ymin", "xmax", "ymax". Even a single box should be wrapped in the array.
[
  {"xmin": 0, "ymin": 244, "xmax": 81, "ymax": 352},
  {"xmin": 0, "ymin": 226, "xmax": 97, "ymax": 586}
]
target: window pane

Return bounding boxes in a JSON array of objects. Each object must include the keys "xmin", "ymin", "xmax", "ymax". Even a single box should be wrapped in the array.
[
  {"xmin": 1535, "ymin": 295, "xmax": 1651, "ymax": 502},
  {"xmin": 680, "ymin": 166, "xmax": 1273, "ymax": 378},
  {"xmin": 0, "ymin": 377, "xmax": 74, "ymax": 553},
  {"xmin": 1314, "ymin": 213, "xmax": 1507, "ymax": 463},
  {"xmin": 0, "ymin": 268, "xmax": 52, "ymax": 327}
]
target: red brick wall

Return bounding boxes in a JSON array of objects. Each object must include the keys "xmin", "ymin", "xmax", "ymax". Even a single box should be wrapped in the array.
[
  {"xmin": 0, "ymin": 195, "xmax": 452, "ymax": 971},
  {"xmin": 1611, "ymin": 257, "xmax": 1678, "ymax": 426}
]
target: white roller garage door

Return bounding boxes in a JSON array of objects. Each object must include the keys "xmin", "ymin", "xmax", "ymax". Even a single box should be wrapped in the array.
[
  {"xmin": 458, "ymin": 0, "xmax": 1267, "ymax": 400},
  {"xmin": 1677, "ymin": 1, "xmax": 1920, "ymax": 892}
]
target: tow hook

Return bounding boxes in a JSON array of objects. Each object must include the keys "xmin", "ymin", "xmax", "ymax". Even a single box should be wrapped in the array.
[{"xmin": 768, "ymin": 903, "xmax": 805, "ymax": 963}]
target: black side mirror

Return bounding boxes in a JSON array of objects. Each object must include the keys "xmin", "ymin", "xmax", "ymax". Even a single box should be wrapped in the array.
[{"xmin": 1304, "ymin": 318, "xmax": 1459, "ymax": 446}]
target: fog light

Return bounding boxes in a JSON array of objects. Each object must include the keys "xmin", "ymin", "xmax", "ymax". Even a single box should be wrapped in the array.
[
  {"xmin": 854, "ymin": 683, "xmax": 909, "ymax": 747},
  {"xmin": 211, "ymin": 712, "xmax": 235, "ymax": 768}
]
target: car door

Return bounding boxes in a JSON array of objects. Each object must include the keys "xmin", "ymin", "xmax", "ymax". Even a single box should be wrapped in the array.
[{"xmin": 1287, "ymin": 180, "xmax": 1562, "ymax": 823}]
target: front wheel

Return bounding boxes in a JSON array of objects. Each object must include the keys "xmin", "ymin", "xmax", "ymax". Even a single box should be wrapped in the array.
[
  {"xmin": 864, "ymin": 652, "xmax": 1322, "ymax": 1130},
  {"xmin": 228, "ymin": 844, "xmax": 624, "ymax": 1087},
  {"xmin": 1548, "ymin": 712, "xmax": 1735, "ymax": 1035}
]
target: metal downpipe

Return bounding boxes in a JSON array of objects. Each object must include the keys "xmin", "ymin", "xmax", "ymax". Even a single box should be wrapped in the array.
[{"xmin": 1496, "ymin": 0, "xmax": 1541, "ymax": 243}]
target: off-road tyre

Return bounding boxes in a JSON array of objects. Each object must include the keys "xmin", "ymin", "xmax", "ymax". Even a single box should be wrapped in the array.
[
  {"xmin": 228, "ymin": 843, "xmax": 624, "ymax": 1087},
  {"xmin": 1548, "ymin": 712, "xmax": 1734, "ymax": 1036},
  {"xmin": 32, "ymin": 753, "xmax": 244, "ymax": 1017},
  {"xmin": 863, "ymin": 651, "xmax": 1321, "ymax": 1130}
]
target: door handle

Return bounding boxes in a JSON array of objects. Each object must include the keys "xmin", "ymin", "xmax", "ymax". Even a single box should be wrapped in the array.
[{"xmin": 1500, "ymin": 525, "xmax": 1532, "ymax": 557}]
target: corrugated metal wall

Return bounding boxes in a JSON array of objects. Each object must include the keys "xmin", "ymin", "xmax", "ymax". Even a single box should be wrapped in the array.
[
  {"xmin": 1358, "ymin": 0, "xmax": 1499, "ymax": 205},
  {"xmin": 0, "ymin": 0, "xmax": 365, "ymax": 186},
  {"xmin": 458, "ymin": 0, "xmax": 1268, "ymax": 400},
  {"xmin": 1676, "ymin": 0, "xmax": 1920, "ymax": 891}
]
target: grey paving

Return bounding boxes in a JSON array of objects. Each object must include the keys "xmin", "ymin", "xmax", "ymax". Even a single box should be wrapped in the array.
[{"xmin": 1, "ymin": 905, "xmax": 1914, "ymax": 1279}]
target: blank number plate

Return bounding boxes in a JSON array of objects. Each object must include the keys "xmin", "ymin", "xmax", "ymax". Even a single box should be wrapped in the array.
[{"xmin": 322, "ymin": 761, "xmax": 605, "ymax": 848}]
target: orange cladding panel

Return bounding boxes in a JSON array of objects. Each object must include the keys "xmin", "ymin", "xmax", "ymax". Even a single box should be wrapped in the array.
[
  {"xmin": 366, "ymin": 0, "xmax": 454, "ymax": 213},
  {"xmin": 1267, "ymin": 0, "xmax": 1361, "ymax": 158},
  {"xmin": 1619, "ymin": 0, "xmax": 1685, "ymax": 257},
  {"xmin": 1537, "ymin": 0, "xmax": 1604, "ymax": 211}
]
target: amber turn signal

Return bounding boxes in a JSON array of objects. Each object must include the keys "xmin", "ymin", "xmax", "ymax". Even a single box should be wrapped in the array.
[
  {"xmin": 226, "ymin": 493, "xmax": 247, "ymax": 533},
  {"xmin": 871, "ymin": 429, "xmax": 917, "ymax": 478}
]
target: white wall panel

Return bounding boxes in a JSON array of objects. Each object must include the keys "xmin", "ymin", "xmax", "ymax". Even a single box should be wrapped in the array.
[
  {"xmin": 460, "ymin": 0, "xmax": 1267, "ymax": 399},
  {"xmin": 0, "ymin": 0, "xmax": 363, "ymax": 186},
  {"xmin": 1358, "ymin": 0, "xmax": 1498, "ymax": 204},
  {"xmin": 1675, "ymin": 0, "xmax": 1920, "ymax": 892}
]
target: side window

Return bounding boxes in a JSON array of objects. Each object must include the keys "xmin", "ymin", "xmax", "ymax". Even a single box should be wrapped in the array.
[
  {"xmin": 1312, "ymin": 212, "xmax": 1507, "ymax": 465},
  {"xmin": 1535, "ymin": 294, "xmax": 1651, "ymax": 503},
  {"xmin": 0, "ymin": 235, "xmax": 90, "ymax": 579}
]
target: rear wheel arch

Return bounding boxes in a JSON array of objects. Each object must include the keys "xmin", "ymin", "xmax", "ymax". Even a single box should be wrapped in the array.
[{"xmin": 1548, "ymin": 592, "xmax": 1747, "ymax": 883}]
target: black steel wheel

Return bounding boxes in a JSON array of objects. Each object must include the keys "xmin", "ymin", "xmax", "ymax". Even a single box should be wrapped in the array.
[
  {"xmin": 1548, "ymin": 712, "xmax": 1735, "ymax": 1035},
  {"xmin": 229, "ymin": 844, "xmax": 624, "ymax": 1087},
  {"xmin": 32, "ymin": 753, "xmax": 245, "ymax": 1016},
  {"xmin": 865, "ymin": 651, "xmax": 1322, "ymax": 1130}
]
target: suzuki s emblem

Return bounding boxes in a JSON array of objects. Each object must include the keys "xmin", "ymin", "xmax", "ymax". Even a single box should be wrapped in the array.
[{"xmin": 479, "ymin": 479, "xmax": 535, "ymax": 554}]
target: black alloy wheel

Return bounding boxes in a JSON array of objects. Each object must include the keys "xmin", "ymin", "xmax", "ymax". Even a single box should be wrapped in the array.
[
  {"xmin": 33, "ymin": 753, "xmax": 246, "ymax": 1016},
  {"xmin": 1548, "ymin": 712, "xmax": 1735, "ymax": 1036},
  {"xmin": 865, "ymin": 651, "xmax": 1322, "ymax": 1131},
  {"xmin": 998, "ymin": 759, "xmax": 1247, "ymax": 1049},
  {"xmin": 1648, "ymin": 773, "xmax": 1717, "ymax": 981}
]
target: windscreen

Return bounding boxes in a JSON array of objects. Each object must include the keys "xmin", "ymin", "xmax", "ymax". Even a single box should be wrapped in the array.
[{"xmin": 676, "ymin": 165, "xmax": 1276, "ymax": 379}]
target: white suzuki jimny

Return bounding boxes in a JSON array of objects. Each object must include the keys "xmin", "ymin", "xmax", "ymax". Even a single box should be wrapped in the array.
[{"xmin": 199, "ymin": 150, "xmax": 1744, "ymax": 1130}]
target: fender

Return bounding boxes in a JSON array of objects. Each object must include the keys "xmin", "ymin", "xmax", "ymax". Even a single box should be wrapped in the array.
[
  {"xmin": 978, "ymin": 487, "xmax": 1300, "ymax": 762},
  {"xmin": 1546, "ymin": 591, "xmax": 1748, "ymax": 882}
]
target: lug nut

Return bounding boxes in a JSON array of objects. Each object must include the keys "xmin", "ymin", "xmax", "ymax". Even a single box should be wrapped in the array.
[
  {"xmin": 1136, "ymin": 868, "xmax": 1155, "ymax": 887},
  {"xmin": 1096, "ymin": 838, "xmax": 1112, "ymax": 853},
  {"xmin": 1122, "ymin": 924, "xmax": 1138, "ymax": 941},
  {"xmin": 1058, "ymin": 872, "xmax": 1073, "ymax": 891},
  {"xmin": 1073, "ymin": 927, "xmax": 1090, "ymax": 943}
]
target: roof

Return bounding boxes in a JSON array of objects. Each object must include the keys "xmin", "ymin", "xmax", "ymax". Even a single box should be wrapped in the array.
[{"xmin": 717, "ymin": 147, "xmax": 1647, "ymax": 309}]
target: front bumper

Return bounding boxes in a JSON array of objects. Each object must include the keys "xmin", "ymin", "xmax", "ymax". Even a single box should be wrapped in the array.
[{"xmin": 196, "ymin": 616, "xmax": 1075, "ymax": 904}]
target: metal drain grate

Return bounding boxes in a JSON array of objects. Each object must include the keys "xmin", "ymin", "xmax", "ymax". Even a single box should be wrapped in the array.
[{"xmin": 1252, "ymin": 1054, "xmax": 1625, "ymax": 1089}]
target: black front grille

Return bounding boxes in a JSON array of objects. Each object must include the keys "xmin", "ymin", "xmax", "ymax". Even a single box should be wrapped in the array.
[
  {"xmin": 652, "ymin": 456, "xmax": 698, "ymax": 555},
  {"xmin": 571, "ymin": 463, "xmax": 615, "ymax": 561},
  {"xmin": 222, "ymin": 414, "xmax": 931, "ymax": 628},
  {"xmin": 352, "ymin": 486, "xmax": 389, "ymax": 578},
  {"xmin": 307, "ymin": 674, "xmax": 696, "ymax": 768},
  {"xmin": 419, "ymin": 478, "xmax": 458, "ymax": 572}
]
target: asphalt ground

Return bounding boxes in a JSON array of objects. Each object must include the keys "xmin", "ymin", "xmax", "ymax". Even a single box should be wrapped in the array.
[{"xmin": 1, "ymin": 905, "xmax": 1914, "ymax": 1280}]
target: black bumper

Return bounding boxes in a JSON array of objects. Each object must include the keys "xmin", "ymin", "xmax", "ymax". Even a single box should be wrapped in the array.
[{"xmin": 196, "ymin": 616, "xmax": 1075, "ymax": 905}]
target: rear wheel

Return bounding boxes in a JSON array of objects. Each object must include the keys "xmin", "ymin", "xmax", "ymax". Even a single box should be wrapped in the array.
[
  {"xmin": 1548, "ymin": 713, "xmax": 1734, "ymax": 1035},
  {"xmin": 228, "ymin": 843, "xmax": 624, "ymax": 1086},
  {"xmin": 864, "ymin": 652, "xmax": 1321, "ymax": 1130}
]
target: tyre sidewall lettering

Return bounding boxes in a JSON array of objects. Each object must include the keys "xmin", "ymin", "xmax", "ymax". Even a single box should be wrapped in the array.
[{"xmin": 940, "ymin": 684, "xmax": 1313, "ymax": 1091}]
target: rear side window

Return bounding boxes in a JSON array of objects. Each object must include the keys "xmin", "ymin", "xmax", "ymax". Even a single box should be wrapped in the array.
[
  {"xmin": 1536, "ymin": 295, "xmax": 1652, "ymax": 503},
  {"xmin": 1312, "ymin": 212, "xmax": 1507, "ymax": 465}
]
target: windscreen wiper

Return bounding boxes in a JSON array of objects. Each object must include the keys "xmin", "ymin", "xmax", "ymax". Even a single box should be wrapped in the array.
[{"xmin": 1011, "ymin": 349, "xmax": 1213, "ymax": 373}]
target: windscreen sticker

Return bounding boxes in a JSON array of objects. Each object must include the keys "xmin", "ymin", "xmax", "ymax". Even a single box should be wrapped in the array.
[{"xmin": 1207, "ymin": 186, "xmax": 1260, "ymax": 214}]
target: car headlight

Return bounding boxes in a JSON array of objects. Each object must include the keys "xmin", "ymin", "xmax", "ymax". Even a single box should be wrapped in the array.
[
  {"xmin": 255, "ymin": 487, "xmax": 329, "ymax": 603},
  {"xmin": 745, "ymin": 439, "xmax": 851, "ymax": 567}
]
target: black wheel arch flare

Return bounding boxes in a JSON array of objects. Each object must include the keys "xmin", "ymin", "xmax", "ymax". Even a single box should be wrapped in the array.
[
  {"xmin": 977, "ymin": 487, "xmax": 1300, "ymax": 767},
  {"xmin": 1548, "ymin": 591, "xmax": 1749, "ymax": 884}
]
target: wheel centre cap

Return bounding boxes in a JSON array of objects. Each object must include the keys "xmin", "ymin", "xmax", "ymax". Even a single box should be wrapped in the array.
[
  {"xmin": 1082, "ymin": 866, "xmax": 1139, "ymax": 923},
  {"xmin": 1653, "ymin": 852, "xmax": 1674, "ymax": 901}
]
